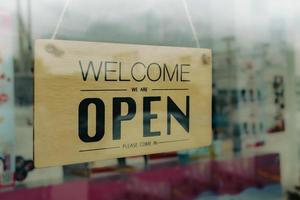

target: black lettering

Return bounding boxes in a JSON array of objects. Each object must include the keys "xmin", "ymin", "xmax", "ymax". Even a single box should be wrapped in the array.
[
  {"xmin": 131, "ymin": 62, "xmax": 146, "ymax": 82},
  {"xmin": 163, "ymin": 64, "xmax": 178, "ymax": 81},
  {"xmin": 79, "ymin": 60, "xmax": 102, "ymax": 81},
  {"xmin": 105, "ymin": 61, "xmax": 117, "ymax": 81},
  {"xmin": 167, "ymin": 96, "xmax": 190, "ymax": 134},
  {"xmin": 119, "ymin": 62, "xmax": 130, "ymax": 81},
  {"xmin": 143, "ymin": 97, "xmax": 161, "ymax": 137},
  {"xmin": 113, "ymin": 97, "xmax": 136, "ymax": 140},
  {"xmin": 147, "ymin": 63, "xmax": 162, "ymax": 81},
  {"xmin": 180, "ymin": 64, "xmax": 190, "ymax": 82},
  {"xmin": 78, "ymin": 98, "xmax": 105, "ymax": 142}
]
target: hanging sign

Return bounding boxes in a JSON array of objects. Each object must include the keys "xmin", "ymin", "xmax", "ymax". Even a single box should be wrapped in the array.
[{"xmin": 34, "ymin": 39, "xmax": 212, "ymax": 167}]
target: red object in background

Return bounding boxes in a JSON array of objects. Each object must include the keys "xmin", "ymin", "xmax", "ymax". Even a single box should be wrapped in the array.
[
  {"xmin": 255, "ymin": 154, "xmax": 280, "ymax": 184},
  {"xmin": 0, "ymin": 93, "xmax": 8, "ymax": 103},
  {"xmin": 0, "ymin": 153, "xmax": 280, "ymax": 200},
  {"xmin": 0, "ymin": 74, "xmax": 5, "ymax": 80},
  {"xmin": 149, "ymin": 152, "xmax": 177, "ymax": 160},
  {"xmin": 0, "ymin": 172, "xmax": 15, "ymax": 189},
  {"xmin": 268, "ymin": 120, "xmax": 285, "ymax": 133}
]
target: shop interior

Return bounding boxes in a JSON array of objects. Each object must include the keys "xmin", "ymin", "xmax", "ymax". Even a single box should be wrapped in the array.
[{"xmin": 1, "ymin": 0, "xmax": 300, "ymax": 199}]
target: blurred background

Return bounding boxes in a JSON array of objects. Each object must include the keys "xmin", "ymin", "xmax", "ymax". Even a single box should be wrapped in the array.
[{"xmin": 1, "ymin": 0, "xmax": 300, "ymax": 199}]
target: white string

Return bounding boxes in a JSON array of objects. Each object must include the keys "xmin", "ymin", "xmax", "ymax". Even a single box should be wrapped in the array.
[
  {"xmin": 51, "ymin": 0, "xmax": 72, "ymax": 39},
  {"xmin": 51, "ymin": 0, "xmax": 200, "ymax": 48},
  {"xmin": 180, "ymin": 0, "xmax": 200, "ymax": 48}
]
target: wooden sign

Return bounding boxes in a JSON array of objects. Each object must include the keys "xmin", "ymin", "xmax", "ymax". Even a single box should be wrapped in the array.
[{"xmin": 34, "ymin": 40, "xmax": 212, "ymax": 167}]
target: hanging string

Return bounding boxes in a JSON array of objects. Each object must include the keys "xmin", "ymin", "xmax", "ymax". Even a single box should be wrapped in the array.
[
  {"xmin": 180, "ymin": 0, "xmax": 200, "ymax": 48},
  {"xmin": 51, "ymin": 0, "xmax": 72, "ymax": 39},
  {"xmin": 51, "ymin": 0, "xmax": 200, "ymax": 48}
]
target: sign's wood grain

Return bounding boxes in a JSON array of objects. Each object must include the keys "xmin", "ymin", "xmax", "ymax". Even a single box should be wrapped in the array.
[{"xmin": 34, "ymin": 40, "xmax": 212, "ymax": 167}]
